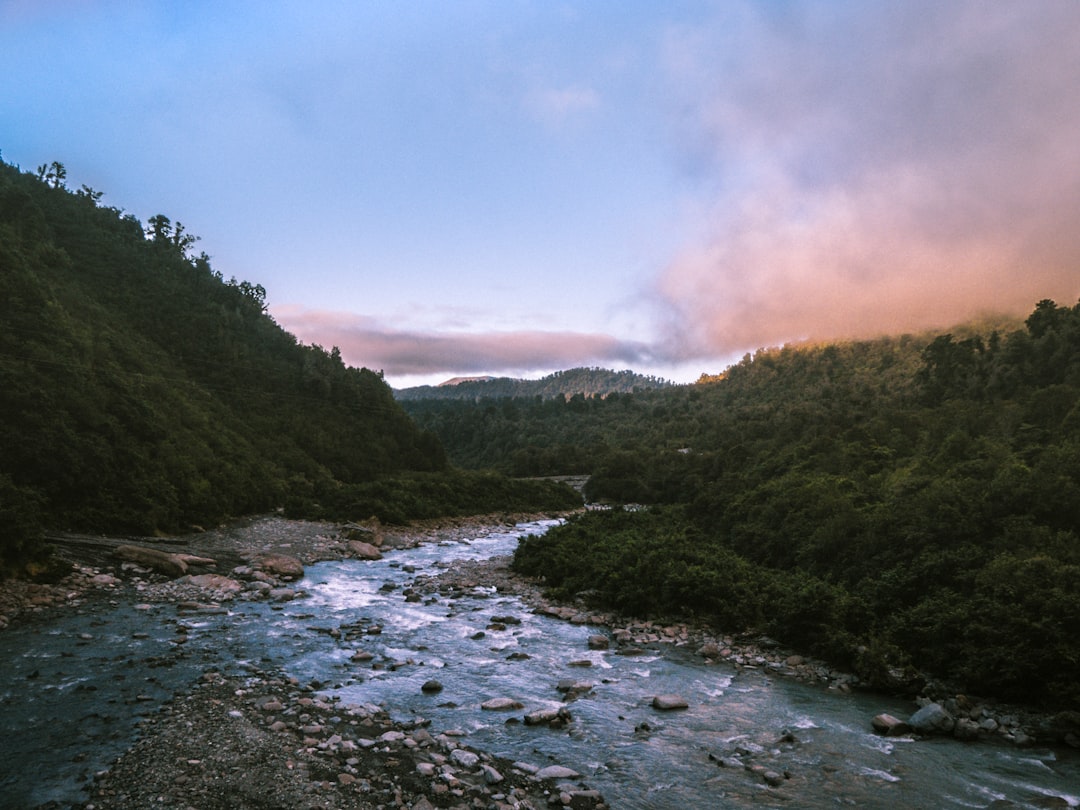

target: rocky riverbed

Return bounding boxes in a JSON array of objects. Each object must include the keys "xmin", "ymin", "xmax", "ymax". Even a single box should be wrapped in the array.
[
  {"xmin": 84, "ymin": 666, "xmax": 605, "ymax": 810},
  {"xmin": 3, "ymin": 512, "xmax": 1079, "ymax": 809}
]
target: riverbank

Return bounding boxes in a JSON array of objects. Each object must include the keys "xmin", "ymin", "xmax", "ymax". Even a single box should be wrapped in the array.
[
  {"xmin": 415, "ymin": 553, "xmax": 1080, "ymax": 752},
  {"xmin": 82, "ymin": 665, "xmax": 606, "ymax": 810},
  {"xmin": 4, "ymin": 512, "xmax": 1078, "ymax": 809},
  {"xmin": 6, "ymin": 512, "xmax": 610, "ymax": 810}
]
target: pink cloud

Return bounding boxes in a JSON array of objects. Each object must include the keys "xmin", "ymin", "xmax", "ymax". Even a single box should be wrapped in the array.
[
  {"xmin": 654, "ymin": 2, "xmax": 1080, "ymax": 359},
  {"xmin": 272, "ymin": 305, "xmax": 655, "ymax": 377}
]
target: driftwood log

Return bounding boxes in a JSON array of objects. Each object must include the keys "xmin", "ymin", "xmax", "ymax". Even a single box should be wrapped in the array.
[
  {"xmin": 112, "ymin": 545, "xmax": 217, "ymax": 577},
  {"xmin": 44, "ymin": 531, "xmax": 243, "ymax": 578}
]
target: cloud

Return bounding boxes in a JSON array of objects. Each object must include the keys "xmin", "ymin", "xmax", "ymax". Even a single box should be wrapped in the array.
[
  {"xmin": 272, "ymin": 305, "xmax": 655, "ymax": 379},
  {"xmin": 653, "ymin": 2, "xmax": 1080, "ymax": 359}
]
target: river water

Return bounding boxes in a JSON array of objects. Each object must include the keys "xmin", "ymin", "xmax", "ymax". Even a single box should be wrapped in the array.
[{"xmin": 1, "ymin": 518, "xmax": 1078, "ymax": 808}]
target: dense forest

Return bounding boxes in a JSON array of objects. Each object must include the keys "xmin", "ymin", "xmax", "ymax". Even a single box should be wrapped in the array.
[
  {"xmin": 411, "ymin": 305, "xmax": 1080, "ymax": 708},
  {"xmin": 0, "ymin": 157, "xmax": 579, "ymax": 573},
  {"xmin": 396, "ymin": 367, "xmax": 672, "ymax": 402}
]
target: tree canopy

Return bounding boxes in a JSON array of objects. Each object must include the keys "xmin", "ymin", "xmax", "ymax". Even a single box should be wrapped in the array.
[{"xmin": 0, "ymin": 157, "xmax": 578, "ymax": 572}]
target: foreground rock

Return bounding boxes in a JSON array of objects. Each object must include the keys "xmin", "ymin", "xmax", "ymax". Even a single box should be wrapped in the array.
[{"xmin": 87, "ymin": 668, "xmax": 608, "ymax": 810}]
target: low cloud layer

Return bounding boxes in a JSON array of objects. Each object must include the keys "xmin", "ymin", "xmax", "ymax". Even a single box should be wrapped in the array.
[
  {"xmin": 653, "ymin": 2, "xmax": 1080, "ymax": 359},
  {"xmin": 273, "ymin": 306, "xmax": 655, "ymax": 381}
]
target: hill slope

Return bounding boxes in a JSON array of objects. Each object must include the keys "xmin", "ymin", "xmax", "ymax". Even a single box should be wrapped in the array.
[
  {"xmin": 0, "ymin": 159, "xmax": 578, "ymax": 569},
  {"xmin": 508, "ymin": 305, "xmax": 1080, "ymax": 707}
]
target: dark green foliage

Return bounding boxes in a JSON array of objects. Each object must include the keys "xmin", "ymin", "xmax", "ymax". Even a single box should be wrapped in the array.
[
  {"xmin": 293, "ymin": 470, "xmax": 582, "ymax": 526},
  {"xmin": 0, "ymin": 473, "xmax": 46, "ymax": 575},
  {"xmin": 506, "ymin": 302, "xmax": 1080, "ymax": 708},
  {"xmin": 0, "ymin": 157, "xmax": 572, "ymax": 569}
]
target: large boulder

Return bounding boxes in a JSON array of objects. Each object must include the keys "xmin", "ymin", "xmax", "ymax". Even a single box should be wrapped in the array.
[
  {"xmin": 652, "ymin": 694, "xmax": 689, "ymax": 711},
  {"xmin": 342, "ymin": 518, "xmax": 384, "ymax": 547},
  {"xmin": 348, "ymin": 540, "xmax": 382, "ymax": 560},
  {"xmin": 909, "ymin": 702, "xmax": 955, "ymax": 735}
]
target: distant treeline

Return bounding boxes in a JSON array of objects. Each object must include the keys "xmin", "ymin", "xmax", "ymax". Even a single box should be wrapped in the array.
[
  {"xmin": 0, "ymin": 157, "xmax": 579, "ymax": 573},
  {"xmin": 396, "ymin": 367, "xmax": 672, "ymax": 402}
]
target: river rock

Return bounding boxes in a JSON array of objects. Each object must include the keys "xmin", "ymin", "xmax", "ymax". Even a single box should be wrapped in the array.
[
  {"xmin": 953, "ymin": 717, "xmax": 981, "ymax": 741},
  {"xmin": 652, "ymin": 694, "xmax": 689, "ymax": 710},
  {"xmin": 556, "ymin": 679, "xmax": 594, "ymax": 698},
  {"xmin": 184, "ymin": 574, "xmax": 243, "ymax": 592},
  {"xmin": 348, "ymin": 540, "xmax": 382, "ymax": 560},
  {"xmin": 421, "ymin": 679, "xmax": 444, "ymax": 693},
  {"xmin": 871, "ymin": 713, "xmax": 912, "ymax": 736},
  {"xmin": 481, "ymin": 697, "xmax": 524, "ymax": 711},
  {"xmin": 342, "ymin": 519, "xmax": 383, "ymax": 547},
  {"xmin": 909, "ymin": 702, "xmax": 955, "ymax": 735},
  {"xmin": 524, "ymin": 708, "xmax": 572, "ymax": 728},
  {"xmin": 254, "ymin": 554, "xmax": 304, "ymax": 581},
  {"xmin": 587, "ymin": 634, "xmax": 609, "ymax": 650},
  {"xmin": 449, "ymin": 748, "xmax": 480, "ymax": 768},
  {"xmin": 535, "ymin": 764, "xmax": 580, "ymax": 780}
]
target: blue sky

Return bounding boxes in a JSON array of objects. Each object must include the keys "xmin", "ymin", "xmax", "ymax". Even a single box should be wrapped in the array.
[{"xmin": 3, "ymin": 1, "xmax": 1079, "ymax": 388}]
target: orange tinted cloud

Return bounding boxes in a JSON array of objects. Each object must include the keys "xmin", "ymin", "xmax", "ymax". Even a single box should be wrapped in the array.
[{"xmin": 654, "ymin": 2, "xmax": 1080, "ymax": 359}]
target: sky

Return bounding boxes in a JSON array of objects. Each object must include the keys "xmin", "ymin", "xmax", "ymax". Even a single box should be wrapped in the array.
[{"xmin": 3, "ymin": 1, "xmax": 1079, "ymax": 388}]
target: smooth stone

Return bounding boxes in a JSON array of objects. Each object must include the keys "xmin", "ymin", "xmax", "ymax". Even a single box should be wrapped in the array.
[
  {"xmin": 652, "ymin": 694, "xmax": 689, "ymax": 710},
  {"xmin": 536, "ymin": 764, "xmax": 580, "ymax": 780},
  {"xmin": 450, "ymin": 748, "xmax": 480, "ymax": 768}
]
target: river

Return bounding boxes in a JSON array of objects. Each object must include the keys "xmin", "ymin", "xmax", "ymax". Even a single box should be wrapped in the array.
[{"xmin": 1, "ymin": 517, "xmax": 1078, "ymax": 808}]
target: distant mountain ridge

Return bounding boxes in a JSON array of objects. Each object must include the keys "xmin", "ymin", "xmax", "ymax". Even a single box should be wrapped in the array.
[
  {"xmin": 395, "ymin": 367, "xmax": 674, "ymax": 401},
  {"xmin": 438, "ymin": 375, "xmax": 495, "ymax": 387}
]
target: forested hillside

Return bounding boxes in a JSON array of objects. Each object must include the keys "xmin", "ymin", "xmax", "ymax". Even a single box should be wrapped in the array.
[
  {"xmin": 397, "ymin": 367, "xmax": 671, "ymax": 403},
  {"xmin": 0, "ymin": 158, "xmax": 578, "ymax": 572},
  {"xmin": 409, "ymin": 303, "xmax": 1080, "ymax": 709}
]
